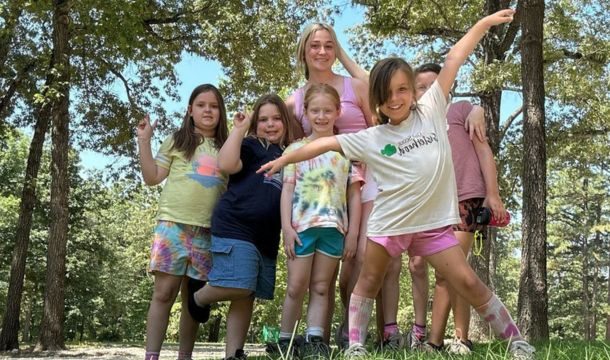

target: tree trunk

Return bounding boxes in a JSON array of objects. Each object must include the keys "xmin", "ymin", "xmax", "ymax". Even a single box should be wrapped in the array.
[
  {"xmin": 21, "ymin": 300, "xmax": 32, "ymax": 343},
  {"xmin": 207, "ymin": 316, "xmax": 222, "ymax": 343},
  {"xmin": 607, "ymin": 259, "xmax": 610, "ymax": 340},
  {"xmin": 37, "ymin": 0, "xmax": 71, "ymax": 351},
  {"xmin": 0, "ymin": 80, "xmax": 53, "ymax": 352},
  {"xmin": 516, "ymin": 0, "xmax": 549, "ymax": 341}
]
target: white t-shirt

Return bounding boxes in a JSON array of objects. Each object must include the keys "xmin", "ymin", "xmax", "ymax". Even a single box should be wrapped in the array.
[{"xmin": 337, "ymin": 81, "xmax": 460, "ymax": 236}]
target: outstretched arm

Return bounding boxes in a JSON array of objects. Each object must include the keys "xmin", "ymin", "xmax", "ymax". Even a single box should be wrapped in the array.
[
  {"xmin": 218, "ymin": 112, "xmax": 250, "ymax": 174},
  {"xmin": 438, "ymin": 9, "xmax": 515, "ymax": 98},
  {"xmin": 257, "ymin": 136, "xmax": 342, "ymax": 176},
  {"xmin": 137, "ymin": 115, "xmax": 169, "ymax": 185}
]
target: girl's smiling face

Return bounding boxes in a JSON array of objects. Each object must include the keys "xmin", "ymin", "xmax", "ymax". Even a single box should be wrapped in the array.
[
  {"xmin": 379, "ymin": 70, "xmax": 415, "ymax": 125},
  {"xmin": 305, "ymin": 94, "xmax": 339, "ymax": 136},
  {"xmin": 256, "ymin": 103, "xmax": 285, "ymax": 144}
]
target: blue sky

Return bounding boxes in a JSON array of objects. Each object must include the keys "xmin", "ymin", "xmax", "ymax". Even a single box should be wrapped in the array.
[{"xmin": 80, "ymin": 3, "xmax": 522, "ymax": 171}]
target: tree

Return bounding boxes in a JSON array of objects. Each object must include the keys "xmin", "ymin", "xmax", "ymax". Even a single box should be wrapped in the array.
[{"xmin": 515, "ymin": 0, "xmax": 549, "ymax": 341}]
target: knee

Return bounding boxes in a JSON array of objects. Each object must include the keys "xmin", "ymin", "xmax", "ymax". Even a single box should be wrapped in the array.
[
  {"xmin": 453, "ymin": 273, "xmax": 485, "ymax": 297},
  {"xmin": 152, "ymin": 287, "xmax": 176, "ymax": 305},
  {"xmin": 434, "ymin": 270, "xmax": 447, "ymax": 286},
  {"xmin": 409, "ymin": 256, "xmax": 427, "ymax": 277},
  {"xmin": 357, "ymin": 270, "xmax": 384, "ymax": 295},
  {"xmin": 286, "ymin": 282, "xmax": 308, "ymax": 300},
  {"xmin": 310, "ymin": 280, "xmax": 330, "ymax": 298},
  {"xmin": 386, "ymin": 257, "xmax": 402, "ymax": 279}
]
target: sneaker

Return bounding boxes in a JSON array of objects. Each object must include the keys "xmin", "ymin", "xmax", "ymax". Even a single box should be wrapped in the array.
[
  {"xmin": 277, "ymin": 338, "xmax": 300, "ymax": 359},
  {"xmin": 301, "ymin": 336, "xmax": 330, "ymax": 359},
  {"xmin": 334, "ymin": 324, "xmax": 349, "ymax": 350},
  {"xmin": 225, "ymin": 349, "xmax": 247, "ymax": 360},
  {"xmin": 509, "ymin": 340, "xmax": 536, "ymax": 360},
  {"xmin": 418, "ymin": 341, "xmax": 444, "ymax": 353},
  {"xmin": 405, "ymin": 329, "xmax": 425, "ymax": 350},
  {"xmin": 382, "ymin": 332, "xmax": 406, "ymax": 351},
  {"xmin": 186, "ymin": 277, "xmax": 211, "ymax": 323},
  {"xmin": 344, "ymin": 343, "xmax": 368, "ymax": 358},
  {"xmin": 447, "ymin": 338, "xmax": 473, "ymax": 354}
]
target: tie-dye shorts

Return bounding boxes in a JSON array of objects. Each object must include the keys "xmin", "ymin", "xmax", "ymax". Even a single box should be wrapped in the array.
[{"xmin": 148, "ymin": 220, "xmax": 212, "ymax": 280}]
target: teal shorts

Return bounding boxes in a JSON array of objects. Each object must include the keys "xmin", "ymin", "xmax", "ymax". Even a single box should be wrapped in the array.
[{"xmin": 295, "ymin": 227, "xmax": 344, "ymax": 258}]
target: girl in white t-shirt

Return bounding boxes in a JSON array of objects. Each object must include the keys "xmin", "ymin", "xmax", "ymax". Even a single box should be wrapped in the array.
[{"xmin": 258, "ymin": 9, "xmax": 535, "ymax": 360}]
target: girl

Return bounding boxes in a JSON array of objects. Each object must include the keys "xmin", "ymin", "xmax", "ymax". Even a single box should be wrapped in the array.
[
  {"xmin": 287, "ymin": 22, "xmax": 384, "ymax": 348},
  {"xmin": 277, "ymin": 84, "xmax": 361, "ymax": 359},
  {"xmin": 258, "ymin": 9, "xmax": 535, "ymax": 360},
  {"xmin": 407, "ymin": 62, "xmax": 508, "ymax": 354},
  {"xmin": 137, "ymin": 84, "xmax": 229, "ymax": 360},
  {"xmin": 189, "ymin": 94, "xmax": 294, "ymax": 360}
]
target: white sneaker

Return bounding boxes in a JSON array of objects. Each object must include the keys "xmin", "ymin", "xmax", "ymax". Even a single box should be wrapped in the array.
[
  {"xmin": 382, "ymin": 332, "xmax": 406, "ymax": 350},
  {"xmin": 509, "ymin": 340, "xmax": 536, "ymax": 360},
  {"xmin": 447, "ymin": 338, "xmax": 473, "ymax": 354},
  {"xmin": 344, "ymin": 343, "xmax": 369, "ymax": 358},
  {"xmin": 405, "ymin": 329, "xmax": 425, "ymax": 350}
]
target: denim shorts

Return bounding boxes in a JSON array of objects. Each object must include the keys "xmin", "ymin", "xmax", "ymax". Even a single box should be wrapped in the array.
[
  {"xmin": 296, "ymin": 227, "xmax": 344, "ymax": 258},
  {"xmin": 208, "ymin": 236, "xmax": 277, "ymax": 300},
  {"xmin": 148, "ymin": 220, "xmax": 212, "ymax": 280}
]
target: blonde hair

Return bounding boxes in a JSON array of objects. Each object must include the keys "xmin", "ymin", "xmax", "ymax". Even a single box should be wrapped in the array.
[
  {"xmin": 296, "ymin": 23, "xmax": 340, "ymax": 80},
  {"xmin": 304, "ymin": 83, "xmax": 340, "ymax": 110}
]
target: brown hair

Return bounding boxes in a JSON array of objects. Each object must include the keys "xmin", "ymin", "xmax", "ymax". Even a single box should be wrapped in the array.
[
  {"xmin": 368, "ymin": 57, "xmax": 417, "ymax": 124},
  {"xmin": 247, "ymin": 94, "xmax": 294, "ymax": 148},
  {"xmin": 172, "ymin": 84, "xmax": 228, "ymax": 159},
  {"xmin": 296, "ymin": 23, "xmax": 340, "ymax": 80}
]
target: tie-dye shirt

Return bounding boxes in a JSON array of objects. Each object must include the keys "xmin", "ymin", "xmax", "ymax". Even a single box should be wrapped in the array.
[
  {"xmin": 155, "ymin": 135, "xmax": 227, "ymax": 227},
  {"xmin": 283, "ymin": 138, "xmax": 357, "ymax": 234}
]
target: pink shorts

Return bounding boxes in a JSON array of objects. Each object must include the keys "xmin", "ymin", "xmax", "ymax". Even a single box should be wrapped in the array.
[{"xmin": 368, "ymin": 225, "xmax": 458, "ymax": 258}]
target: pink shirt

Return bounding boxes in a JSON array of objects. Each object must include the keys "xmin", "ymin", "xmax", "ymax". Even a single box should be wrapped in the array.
[
  {"xmin": 447, "ymin": 101, "xmax": 487, "ymax": 201},
  {"xmin": 293, "ymin": 76, "xmax": 368, "ymax": 135}
]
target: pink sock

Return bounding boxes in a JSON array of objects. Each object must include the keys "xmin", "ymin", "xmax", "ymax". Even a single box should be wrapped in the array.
[
  {"xmin": 475, "ymin": 294, "xmax": 524, "ymax": 341},
  {"xmin": 383, "ymin": 322, "xmax": 399, "ymax": 340},
  {"xmin": 144, "ymin": 351, "xmax": 159, "ymax": 360},
  {"xmin": 348, "ymin": 293, "xmax": 374, "ymax": 345},
  {"xmin": 412, "ymin": 323, "xmax": 426, "ymax": 340}
]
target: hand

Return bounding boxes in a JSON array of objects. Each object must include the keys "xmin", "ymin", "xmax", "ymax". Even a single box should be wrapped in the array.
[
  {"xmin": 482, "ymin": 9, "xmax": 515, "ymax": 27},
  {"xmin": 257, "ymin": 157, "xmax": 286, "ymax": 177},
  {"xmin": 342, "ymin": 231, "xmax": 357, "ymax": 261},
  {"xmin": 136, "ymin": 115, "xmax": 157, "ymax": 141},
  {"xmin": 464, "ymin": 106, "xmax": 487, "ymax": 142},
  {"xmin": 483, "ymin": 194, "xmax": 507, "ymax": 223},
  {"xmin": 282, "ymin": 226, "xmax": 302, "ymax": 260},
  {"xmin": 232, "ymin": 111, "xmax": 252, "ymax": 131}
]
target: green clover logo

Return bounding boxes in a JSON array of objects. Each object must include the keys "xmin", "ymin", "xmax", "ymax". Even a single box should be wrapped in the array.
[{"xmin": 380, "ymin": 144, "xmax": 397, "ymax": 157}]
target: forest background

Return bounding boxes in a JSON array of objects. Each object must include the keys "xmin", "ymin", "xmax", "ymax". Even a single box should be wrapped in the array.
[{"xmin": 0, "ymin": 0, "xmax": 608, "ymax": 354}]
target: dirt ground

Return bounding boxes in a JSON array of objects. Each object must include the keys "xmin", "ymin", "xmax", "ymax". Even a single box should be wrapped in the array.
[{"xmin": 0, "ymin": 343, "xmax": 267, "ymax": 360}]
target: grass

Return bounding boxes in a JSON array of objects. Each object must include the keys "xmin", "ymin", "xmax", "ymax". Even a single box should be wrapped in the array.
[{"xmin": 249, "ymin": 340, "xmax": 610, "ymax": 359}]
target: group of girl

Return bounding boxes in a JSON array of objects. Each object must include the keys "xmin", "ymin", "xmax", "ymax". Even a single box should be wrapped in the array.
[{"xmin": 136, "ymin": 8, "xmax": 536, "ymax": 360}]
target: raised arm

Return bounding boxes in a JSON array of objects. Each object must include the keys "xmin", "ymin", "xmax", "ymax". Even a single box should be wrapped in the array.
[
  {"xmin": 438, "ymin": 9, "xmax": 515, "ymax": 98},
  {"xmin": 218, "ymin": 112, "xmax": 250, "ymax": 174},
  {"xmin": 337, "ymin": 43, "xmax": 369, "ymax": 84},
  {"xmin": 257, "ymin": 136, "xmax": 342, "ymax": 176},
  {"xmin": 137, "ymin": 115, "xmax": 169, "ymax": 186}
]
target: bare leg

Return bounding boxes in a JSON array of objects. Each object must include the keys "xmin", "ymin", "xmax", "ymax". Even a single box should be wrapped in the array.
[
  {"xmin": 307, "ymin": 253, "xmax": 340, "ymax": 334},
  {"xmin": 280, "ymin": 256, "xmax": 314, "ymax": 335},
  {"xmin": 408, "ymin": 256, "xmax": 429, "ymax": 327},
  {"xmin": 194, "ymin": 284, "xmax": 252, "ymax": 305},
  {"xmin": 225, "ymin": 296, "xmax": 255, "ymax": 358},
  {"xmin": 146, "ymin": 273, "xmax": 182, "ymax": 353},
  {"xmin": 178, "ymin": 278, "xmax": 199, "ymax": 356},
  {"xmin": 450, "ymin": 231, "xmax": 475, "ymax": 341}
]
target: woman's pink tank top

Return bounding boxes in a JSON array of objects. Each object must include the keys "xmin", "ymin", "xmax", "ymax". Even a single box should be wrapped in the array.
[{"xmin": 294, "ymin": 76, "xmax": 368, "ymax": 135}]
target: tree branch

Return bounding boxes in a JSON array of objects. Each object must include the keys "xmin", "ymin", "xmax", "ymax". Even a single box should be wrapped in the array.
[
  {"xmin": 0, "ymin": 61, "xmax": 36, "ymax": 118},
  {"xmin": 501, "ymin": 105, "xmax": 523, "ymax": 139},
  {"xmin": 100, "ymin": 59, "xmax": 135, "ymax": 108}
]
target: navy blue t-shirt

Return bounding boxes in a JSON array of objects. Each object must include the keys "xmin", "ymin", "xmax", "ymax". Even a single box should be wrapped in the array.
[{"xmin": 211, "ymin": 137, "xmax": 283, "ymax": 259}]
